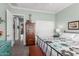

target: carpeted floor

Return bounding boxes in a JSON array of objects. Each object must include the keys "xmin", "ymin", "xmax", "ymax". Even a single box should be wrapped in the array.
[{"xmin": 12, "ymin": 40, "xmax": 29, "ymax": 56}]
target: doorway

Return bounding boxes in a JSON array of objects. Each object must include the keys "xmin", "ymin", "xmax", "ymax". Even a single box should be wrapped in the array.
[{"xmin": 13, "ymin": 15, "xmax": 24, "ymax": 44}]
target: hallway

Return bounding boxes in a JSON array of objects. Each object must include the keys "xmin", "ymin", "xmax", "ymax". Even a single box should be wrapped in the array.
[{"xmin": 12, "ymin": 40, "xmax": 29, "ymax": 56}]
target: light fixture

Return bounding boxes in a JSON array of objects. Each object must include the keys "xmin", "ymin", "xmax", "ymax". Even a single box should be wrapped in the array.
[{"xmin": 56, "ymin": 28, "xmax": 61, "ymax": 33}]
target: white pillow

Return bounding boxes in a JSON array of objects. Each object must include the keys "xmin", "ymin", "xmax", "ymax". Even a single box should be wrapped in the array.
[
  {"xmin": 72, "ymin": 34, "xmax": 79, "ymax": 41},
  {"xmin": 59, "ymin": 33, "xmax": 76, "ymax": 39}
]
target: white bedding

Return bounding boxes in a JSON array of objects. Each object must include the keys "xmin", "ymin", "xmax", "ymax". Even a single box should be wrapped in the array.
[
  {"xmin": 72, "ymin": 34, "xmax": 79, "ymax": 41},
  {"xmin": 59, "ymin": 33, "xmax": 76, "ymax": 40}
]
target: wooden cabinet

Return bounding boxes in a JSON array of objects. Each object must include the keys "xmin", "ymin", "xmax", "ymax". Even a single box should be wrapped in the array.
[{"xmin": 25, "ymin": 20, "xmax": 35, "ymax": 46}]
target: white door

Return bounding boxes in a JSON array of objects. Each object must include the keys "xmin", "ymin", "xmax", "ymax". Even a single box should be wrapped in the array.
[{"xmin": 6, "ymin": 9, "xmax": 14, "ymax": 46}]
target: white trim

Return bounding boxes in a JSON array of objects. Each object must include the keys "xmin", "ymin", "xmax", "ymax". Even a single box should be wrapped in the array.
[
  {"xmin": 55, "ymin": 3, "xmax": 73, "ymax": 14},
  {"xmin": 8, "ymin": 4, "xmax": 55, "ymax": 14},
  {"xmin": 8, "ymin": 3, "xmax": 73, "ymax": 14},
  {"xmin": 12, "ymin": 13, "xmax": 26, "ymax": 45},
  {"xmin": 13, "ymin": 13, "xmax": 25, "ymax": 16}
]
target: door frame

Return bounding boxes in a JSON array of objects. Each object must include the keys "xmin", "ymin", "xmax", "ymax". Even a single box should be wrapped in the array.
[
  {"xmin": 12, "ymin": 13, "xmax": 26, "ymax": 45},
  {"xmin": 6, "ymin": 9, "xmax": 15, "ymax": 46},
  {"xmin": 5, "ymin": 9, "xmax": 8, "ymax": 41},
  {"xmin": 6, "ymin": 9, "xmax": 13, "ymax": 41}
]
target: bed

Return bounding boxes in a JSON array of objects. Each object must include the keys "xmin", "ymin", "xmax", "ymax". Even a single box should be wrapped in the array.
[
  {"xmin": 37, "ymin": 32, "xmax": 79, "ymax": 56},
  {"xmin": 0, "ymin": 40, "xmax": 12, "ymax": 56}
]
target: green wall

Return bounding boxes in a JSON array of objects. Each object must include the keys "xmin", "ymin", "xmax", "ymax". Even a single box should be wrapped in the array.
[
  {"xmin": 10, "ymin": 7, "xmax": 55, "ymax": 21},
  {"xmin": 1, "ymin": 3, "xmax": 78, "ymax": 40},
  {"xmin": 0, "ymin": 3, "xmax": 11, "ymax": 40},
  {"xmin": 55, "ymin": 3, "xmax": 79, "ymax": 32},
  {"xmin": 0, "ymin": 3, "xmax": 55, "ymax": 40}
]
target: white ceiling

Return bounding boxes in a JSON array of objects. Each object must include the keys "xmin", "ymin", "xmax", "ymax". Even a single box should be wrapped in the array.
[{"xmin": 11, "ymin": 3, "xmax": 73, "ymax": 14}]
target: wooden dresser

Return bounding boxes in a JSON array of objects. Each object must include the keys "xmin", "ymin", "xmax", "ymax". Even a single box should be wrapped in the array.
[{"xmin": 25, "ymin": 20, "xmax": 35, "ymax": 46}]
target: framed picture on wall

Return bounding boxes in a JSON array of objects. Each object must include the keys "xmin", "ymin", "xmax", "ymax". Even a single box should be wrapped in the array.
[{"xmin": 68, "ymin": 21, "xmax": 79, "ymax": 30}]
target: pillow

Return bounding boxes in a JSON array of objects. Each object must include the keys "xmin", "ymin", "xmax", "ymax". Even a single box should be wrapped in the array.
[
  {"xmin": 72, "ymin": 34, "xmax": 79, "ymax": 41},
  {"xmin": 59, "ymin": 33, "xmax": 76, "ymax": 39}
]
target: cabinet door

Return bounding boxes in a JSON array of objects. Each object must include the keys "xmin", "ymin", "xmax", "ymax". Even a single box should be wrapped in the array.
[
  {"xmin": 27, "ymin": 39, "xmax": 35, "ymax": 45},
  {"xmin": 26, "ymin": 22, "xmax": 35, "ymax": 46}
]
